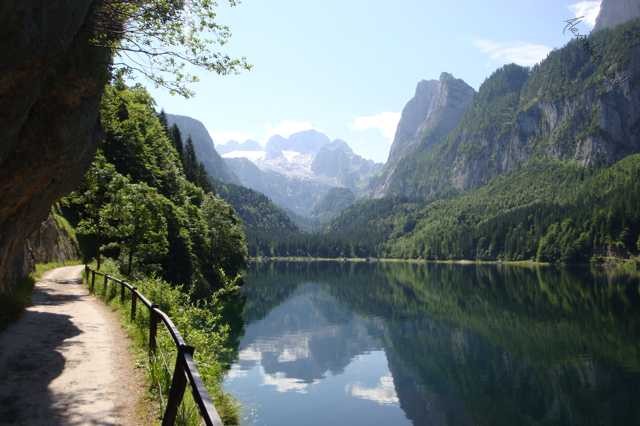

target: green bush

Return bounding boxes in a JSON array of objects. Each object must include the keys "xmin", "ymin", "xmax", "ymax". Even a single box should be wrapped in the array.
[{"xmin": 87, "ymin": 259, "xmax": 240, "ymax": 425}]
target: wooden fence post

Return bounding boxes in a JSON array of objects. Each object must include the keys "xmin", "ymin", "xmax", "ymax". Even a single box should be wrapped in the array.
[
  {"xmin": 120, "ymin": 281, "xmax": 125, "ymax": 304},
  {"xmin": 149, "ymin": 304, "xmax": 159, "ymax": 354},
  {"xmin": 162, "ymin": 345, "xmax": 194, "ymax": 426},
  {"xmin": 131, "ymin": 288, "xmax": 137, "ymax": 321},
  {"xmin": 90, "ymin": 270, "xmax": 96, "ymax": 293},
  {"xmin": 103, "ymin": 274, "xmax": 108, "ymax": 297}
]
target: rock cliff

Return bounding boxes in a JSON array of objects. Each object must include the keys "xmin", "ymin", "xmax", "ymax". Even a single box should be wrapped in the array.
[
  {"xmin": 594, "ymin": 0, "xmax": 640, "ymax": 32},
  {"xmin": 378, "ymin": 20, "xmax": 640, "ymax": 200},
  {"xmin": 166, "ymin": 114, "xmax": 240, "ymax": 184},
  {"xmin": 25, "ymin": 213, "xmax": 80, "ymax": 268},
  {"xmin": 0, "ymin": 1, "xmax": 111, "ymax": 293},
  {"xmin": 372, "ymin": 73, "xmax": 475, "ymax": 197}
]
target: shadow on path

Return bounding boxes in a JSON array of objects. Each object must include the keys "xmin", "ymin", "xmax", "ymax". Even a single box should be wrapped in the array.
[
  {"xmin": 0, "ymin": 266, "xmax": 139, "ymax": 425},
  {"xmin": 0, "ymin": 286, "xmax": 82, "ymax": 425}
]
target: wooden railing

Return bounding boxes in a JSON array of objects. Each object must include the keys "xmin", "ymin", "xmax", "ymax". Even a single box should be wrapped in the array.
[{"xmin": 85, "ymin": 265, "xmax": 223, "ymax": 426}]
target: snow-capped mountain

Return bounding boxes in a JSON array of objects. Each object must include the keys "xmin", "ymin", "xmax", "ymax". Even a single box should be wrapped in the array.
[{"xmin": 218, "ymin": 130, "xmax": 381, "ymax": 220}]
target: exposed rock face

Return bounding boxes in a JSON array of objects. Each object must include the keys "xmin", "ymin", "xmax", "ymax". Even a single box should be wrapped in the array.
[
  {"xmin": 25, "ymin": 214, "xmax": 80, "ymax": 268},
  {"xmin": 311, "ymin": 140, "xmax": 382, "ymax": 191},
  {"xmin": 376, "ymin": 21, "xmax": 640, "ymax": 201},
  {"xmin": 217, "ymin": 129, "xmax": 381, "ymax": 218},
  {"xmin": 311, "ymin": 187, "xmax": 356, "ymax": 223},
  {"xmin": 225, "ymin": 157, "xmax": 334, "ymax": 217},
  {"xmin": 594, "ymin": 0, "xmax": 640, "ymax": 32},
  {"xmin": 0, "ymin": 1, "xmax": 111, "ymax": 294},
  {"xmin": 166, "ymin": 114, "xmax": 240, "ymax": 184},
  {"xmin": 266, "ymin": 130, "xmax": 330, "ymax": 157},
  {"xmin": 373, "ymin": 73, "xmax": 475, "ymax": 197}
]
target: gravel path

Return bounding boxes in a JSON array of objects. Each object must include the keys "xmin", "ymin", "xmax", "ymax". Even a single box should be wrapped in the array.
[{"xmin": 0, "ymin": 266, "xmax": 148, "ymax": 425}]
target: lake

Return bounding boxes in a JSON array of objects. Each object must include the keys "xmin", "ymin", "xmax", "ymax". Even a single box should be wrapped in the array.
[{"xmin": 223, "ymin": 261, "xmax": 640, "ymax": 426}]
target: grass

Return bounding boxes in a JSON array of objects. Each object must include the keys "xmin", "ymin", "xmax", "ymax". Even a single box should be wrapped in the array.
[
  {"xmin": 0, "ymin": 260, "xmax": 81, "ymax": 331},
  {"xmin": 83, "ymin": 259, "xmax": 240, "ymax": 426}
]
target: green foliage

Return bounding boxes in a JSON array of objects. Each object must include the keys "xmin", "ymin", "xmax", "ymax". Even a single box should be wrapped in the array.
[
  {"xmin": 311, "ymin": 187, "xmax": 356, "ymax": 223},
  {"xmin": 88, "ymin": 259, "xmax": 241, "ymax": 425},
  {"xmin": 381, "ymin": 155, "xmax": 640, "ymax": 262},
  {"xmin": 92, "ymin": 0, "xmax": 251, "ymax": 97},
  {"xmin": 100, "ymin": 181, "xmax": 169, "ymax": 274},
  {"xmin": 313, "ymin": 155, "xmax": 640, "ymax": 263},
  {"xmin": 64, "ymin": 82, "xmax": 247, "ymax": 296},
  {"xmin": 201, "ymin": 194, "xmax": 247, "ymax": 278},
  {"xmin": 214, "ymin": 182, "xmax": 301, "ymax": 254}
]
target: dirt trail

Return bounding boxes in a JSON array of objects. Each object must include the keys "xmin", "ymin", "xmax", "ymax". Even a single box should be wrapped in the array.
[{"xmin": 0, "ymin": 266, "xmax": 147, "ymax": 425}]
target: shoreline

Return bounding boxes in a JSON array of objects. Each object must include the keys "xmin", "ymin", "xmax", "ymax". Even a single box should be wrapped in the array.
[
  {"xmin": 249, "ymin": 256, "xmax": 551, "ymax": 267},
  {"xmin": 249, "ymin": 256, "xmax": 640, "ymax": 268}
]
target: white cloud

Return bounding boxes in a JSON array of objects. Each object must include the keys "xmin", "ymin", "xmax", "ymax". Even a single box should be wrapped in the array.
[
  {"xmin": 265, "ymin": 120, "xmax": 315, "ymax": 138},
  {"xmin": 346, "ymin": 375, "xmax": 399, "ymax": 405},
  {"xmin": 473, "ymin": 39, "xmax": 552, "ymax": 67},
  {"xmin": 225, "ymin": 365, "xmax": 249, "ymax": 380},
  {"xmin": 238, "ymin": 347, "xmax": 263, "ymax": 362},
  {"xmin": 351, "ymin": 112, "xmax": 401, "ymax": 141},
  {"xmin": 569, "ymin": 1, "xmax": 601, "ymax": 27},
  {"xmin": 262, "ymin": 370, "xmax": 312, "ymax": 393}
]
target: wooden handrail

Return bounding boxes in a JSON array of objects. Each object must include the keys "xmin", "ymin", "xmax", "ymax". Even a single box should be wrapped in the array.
[{"xmin": 85, "ymin": 266, "xmax": 223, "ymax": 426}]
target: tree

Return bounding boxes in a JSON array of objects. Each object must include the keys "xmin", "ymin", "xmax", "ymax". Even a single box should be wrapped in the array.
[
  {"xmin": 158, "ymin": 109, "xmax": 169, "ymax": 133},
  {"xmin": 201, "ymin": 194, "xmax": 247, "ymax": 279},
  {"xmin": 183, "ymin": 136, "xmax": 198, "ymax": 182},
  {"xmin": 169, "ymin": 124, "xmax": 184, "ymax": 159},
  {"xmin": 73, "ymin": 153, "xmax": 121, "ymax": 269},
  {"xmin": 101, "ymin": 181, "xmax": 169, "ymax": 275},
  {"xmin": 92, "ymin": 0, "xmax": 251, "ymax": 97}
]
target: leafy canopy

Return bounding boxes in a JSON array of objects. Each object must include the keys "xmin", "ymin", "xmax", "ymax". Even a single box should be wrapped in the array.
[{"xmin": 93, "ymin": 0, "xmax": 251, "ymax": 97}]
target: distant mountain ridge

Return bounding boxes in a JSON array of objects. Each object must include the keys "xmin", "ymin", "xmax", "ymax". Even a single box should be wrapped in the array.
[
  {"xmin": 220, "ymin": 129, "xmax": 382, "ymax": 220},
  {"xmin": 216, "ymin": 139, "xmax": 261, "ymax": 155}
]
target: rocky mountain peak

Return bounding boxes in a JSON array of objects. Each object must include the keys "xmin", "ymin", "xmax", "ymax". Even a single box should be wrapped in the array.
[
  {"xmin": 372, "ymin": 73, "xmax": 475, "ymax": 197},
  {"xmin": 325, "ymin": 139, "xmax": 352, "ymax": 153},
  {"xmin": 386, "ymin": 73, "xmax": 475, "ymax": 168},
  {"xmin": 594, "ymin": 0, "xmax": 640, "ymax": 32},
  {"xmin": 166, "ymin": 114, "xmax": 239, "ymax": 184}
]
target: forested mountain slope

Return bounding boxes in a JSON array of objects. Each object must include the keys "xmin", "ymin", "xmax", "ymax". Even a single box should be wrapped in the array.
[
  {"xmin": 323, "ymin": 19, "xmax": 640, "ymax": 263},
  {"xmin": 215, "ymin": 181, "xmax": 300, "ymax": 248},
  {"xmin": 380, "ymin": 19, "xmax": 640, "ymax": 201},
  {"xmin": 62, "ymin": 82, "xmax": 247, "ymax": 297},
  {"xmin": 326, "ymin": 154, "xmax": 640, "ymax": 262}
]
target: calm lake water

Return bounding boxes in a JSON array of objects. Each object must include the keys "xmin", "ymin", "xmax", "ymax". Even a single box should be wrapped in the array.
[{"xmin": 223, "ymin": 261, "xmax": 640, "ymax": 426}]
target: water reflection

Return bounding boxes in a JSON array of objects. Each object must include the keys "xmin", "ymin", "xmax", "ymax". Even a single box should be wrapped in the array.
[{"xmin": 224, "ymin": 262, "xmax": 640, "ymax": 426}]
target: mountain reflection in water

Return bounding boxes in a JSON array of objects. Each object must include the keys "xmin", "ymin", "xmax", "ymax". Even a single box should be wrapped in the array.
[{"xmin": 223, "ymin": 261, "xmax": 640, "ymax": 426}]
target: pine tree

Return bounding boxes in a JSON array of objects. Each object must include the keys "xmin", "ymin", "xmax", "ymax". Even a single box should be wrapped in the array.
[
  {"xmin": 184, "ymin": 137, "xmax": 198, "ymax": 183},
  {"xmin": 170, "ymin": 124, "xmax": 184, "ymax": 160},
  {"xmin": 158, "ymin": 109, "xmax": 169, "ymax": 133}
]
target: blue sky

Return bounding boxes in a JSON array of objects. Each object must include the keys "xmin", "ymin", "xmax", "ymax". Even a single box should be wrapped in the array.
[{"xmin": 145, "ymin": 0, "xmax": 601, "ymax": 163}]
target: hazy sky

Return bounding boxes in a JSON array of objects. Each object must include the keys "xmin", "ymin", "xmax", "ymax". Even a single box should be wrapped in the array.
[{"xmin": 144, "ymin": 0, "xmax": 601, "ymax": 163}]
